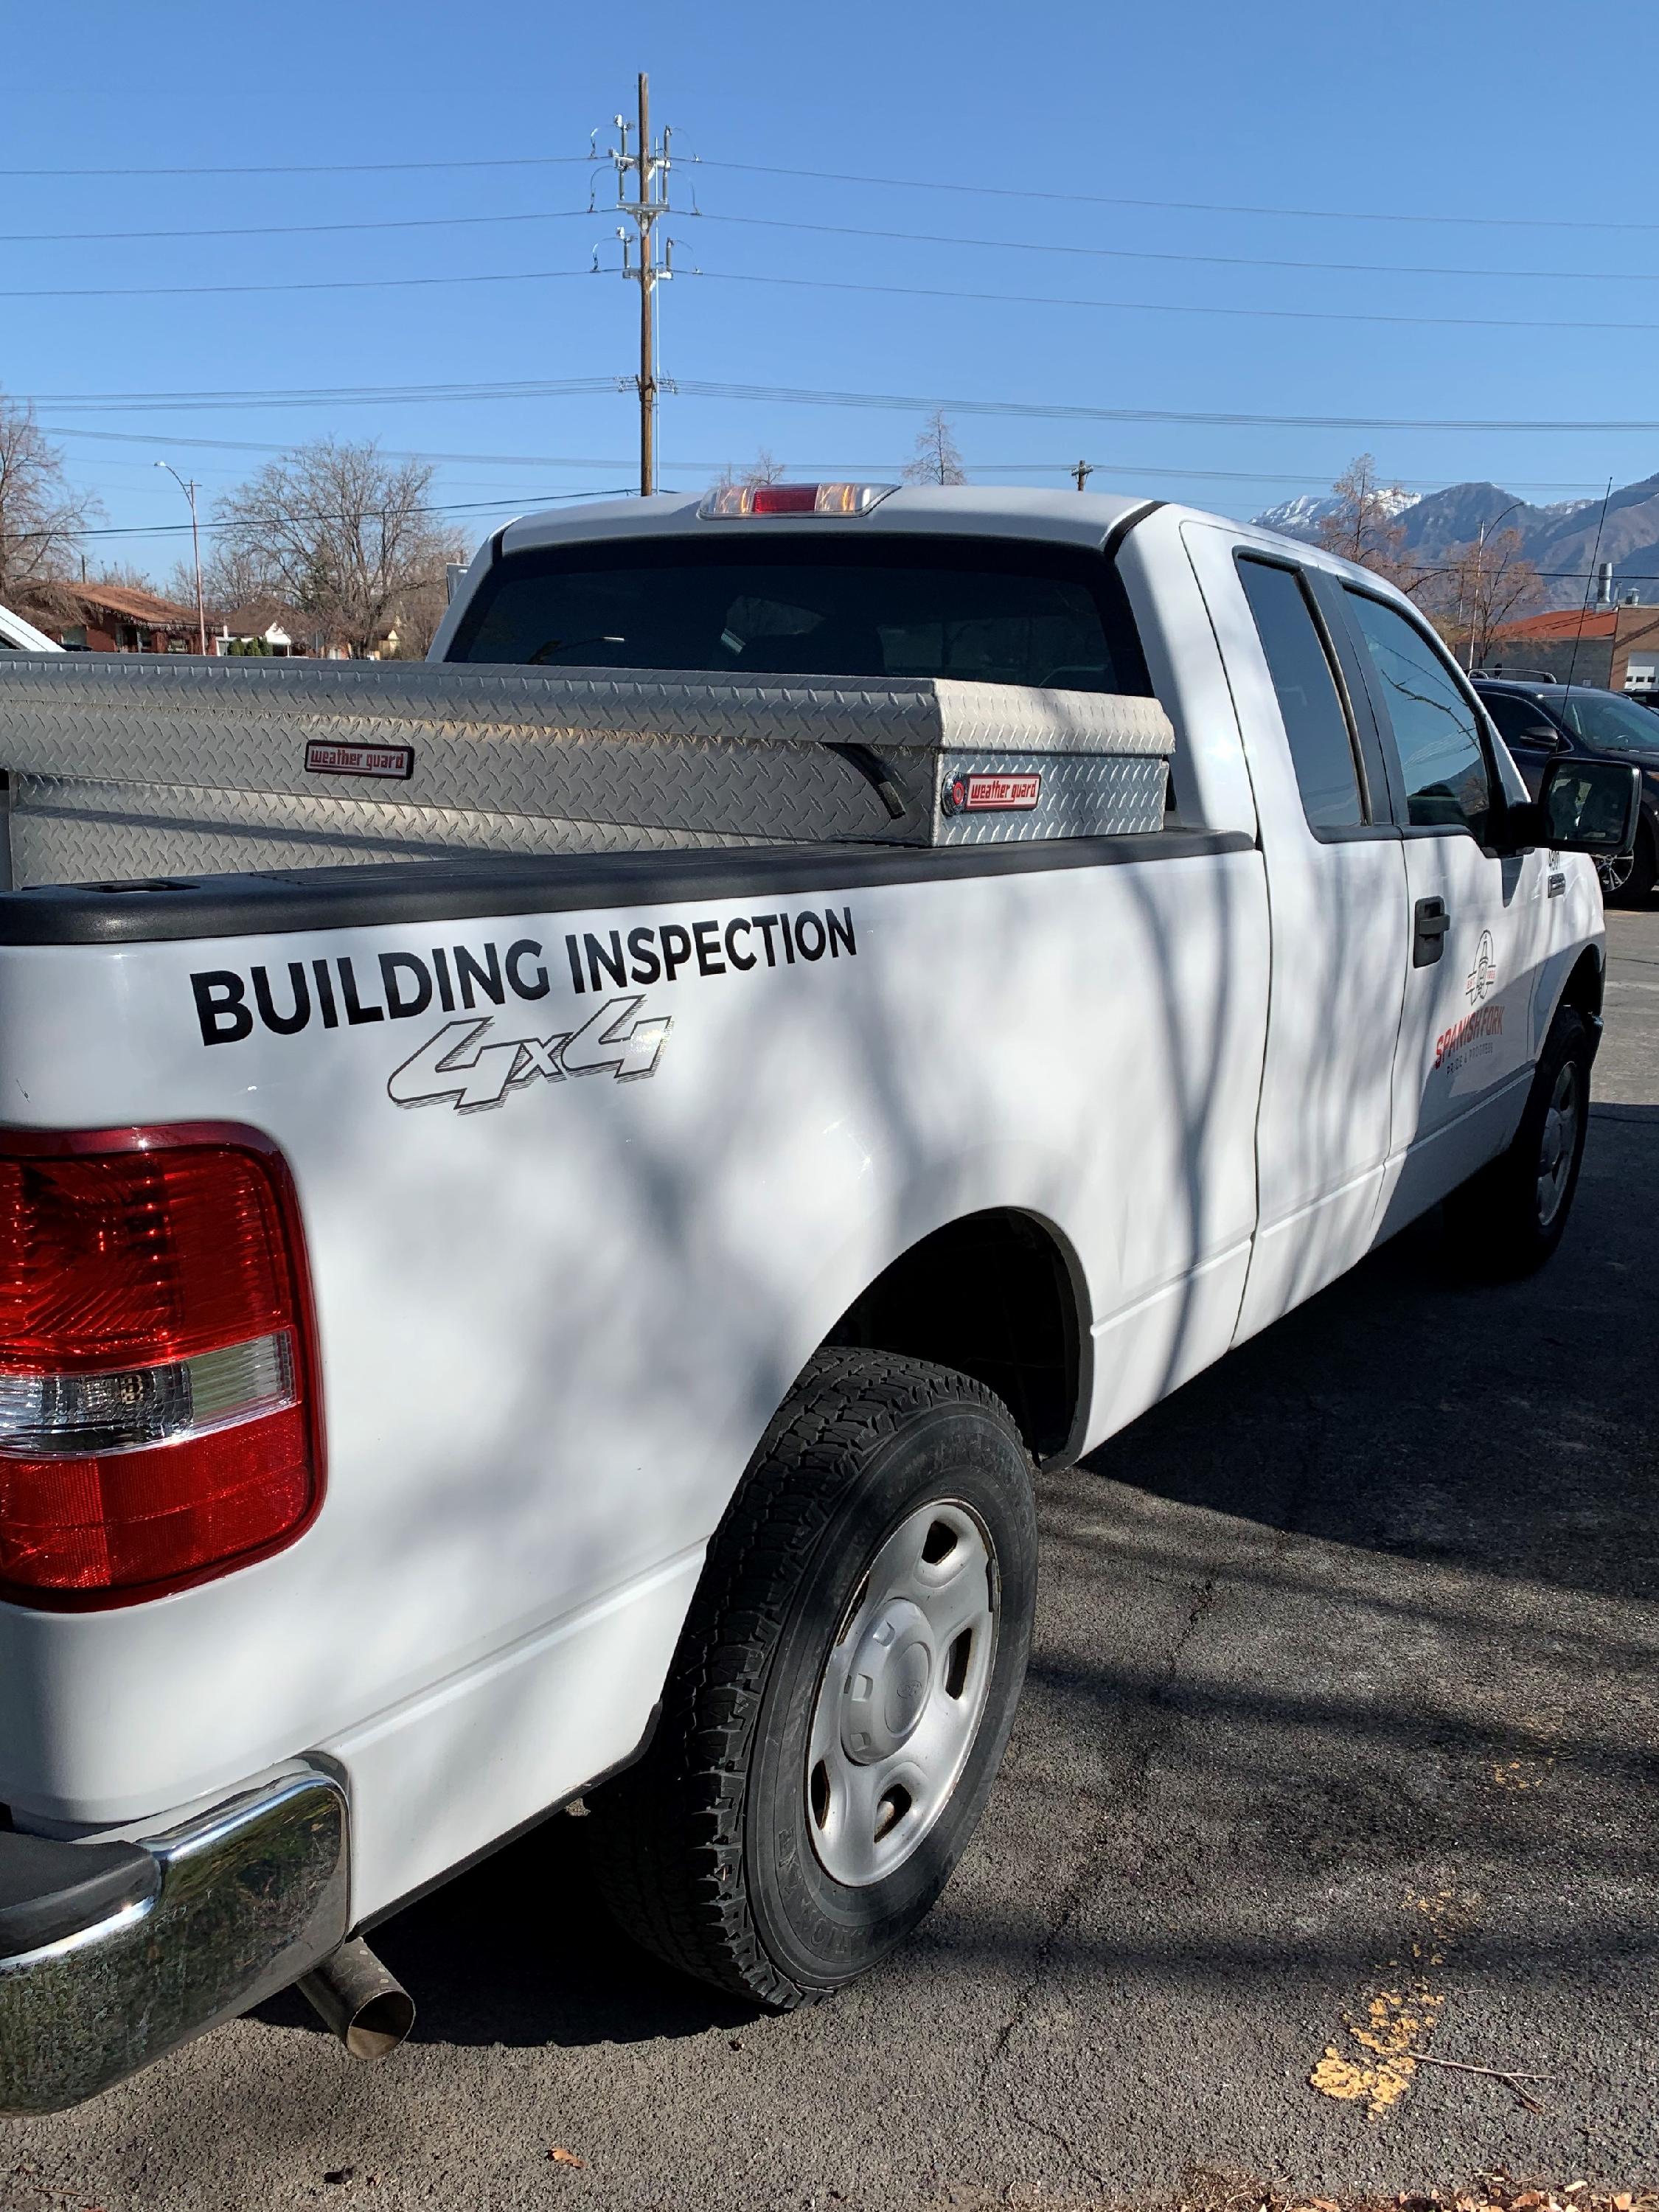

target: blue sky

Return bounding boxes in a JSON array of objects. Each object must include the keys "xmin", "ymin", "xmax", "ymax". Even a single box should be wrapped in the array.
[{"xmin": 10, "ymin": 0, "xmax": 1659, "ymax": 585}]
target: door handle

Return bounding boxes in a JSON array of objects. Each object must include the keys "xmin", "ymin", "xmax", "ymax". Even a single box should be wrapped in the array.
[{"xmin": 1413, "ymin": 894, "xmax": 1450, "ymax": 967}]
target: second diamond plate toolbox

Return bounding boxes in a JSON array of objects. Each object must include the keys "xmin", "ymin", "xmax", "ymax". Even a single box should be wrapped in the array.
[{"xmin": 0, "ymin": 655, "xmax": 1174, "ymax": 887}]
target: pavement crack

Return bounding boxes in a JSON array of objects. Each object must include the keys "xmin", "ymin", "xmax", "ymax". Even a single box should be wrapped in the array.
[
  {"xmin": 978, "ymin": 1568, "xmax": 1221, "ymax": 2106},
  {"xmin": 1001, "ymin": 2089, "xmax": 1110, "ymax": 2194},
  {"xmin": 1158, "ymin": 1572, "xmax": 1217, "ymax": 1688}
]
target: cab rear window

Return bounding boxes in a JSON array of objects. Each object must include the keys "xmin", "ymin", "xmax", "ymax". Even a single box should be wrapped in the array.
[{"xmin": 448, "ymin": 535, "xmax": 1152, "ymax": 695}]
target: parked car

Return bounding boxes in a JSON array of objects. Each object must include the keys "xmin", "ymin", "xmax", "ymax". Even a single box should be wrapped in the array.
[
  {"xmin": 0, "ymin": 605, "xmax": 61, "ymax": 653},
  {"xmin": 1475, "ymin": 674, "xmax": 1659, "ymax": 902},
  {"xmin": 0, "ymin": 487, "xmax": 1639, "ymax": 2115}
]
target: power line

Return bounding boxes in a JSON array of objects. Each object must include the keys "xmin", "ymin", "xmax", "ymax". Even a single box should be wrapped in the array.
[
  {"xmin": 696, "ymin": 266, "xmax": 1659, "ymax": 339},
  {"xmin": 0, "ymin": 209, "xmax": 595, "ymax": 246},
  {"xmin": 21, "ymin": 254, "xmax": 1659, "ymax": 338},
  {"xmin": 692, "ymin": 157, "xmax": 1659, "ymax": 239},
  {"xmin": 0, "ymin": 268, "xmax": 597, "ymax": 302},
  {"xmin": 45, "ymin": 424, "xmax": 644, "ymax": 465},
  {"xmin": 0, "ymin": 155, "xmax": 593, "ymax": 178},
  {"xmin": 24, "ymin": 371, "xmax": 1659, "ymax": 437},
  {"xmin": 4, "ymin": 142, "xmax": 1653, "ymax": 240},
  {"xmin": 673, "ymin": 375, "xmax": 1659, "ymax": 436},
  {"xmin": 7, "ymin": 201, "xmax": 1658, "ymax": 290},
  {"xmin": 26, "ymin": 378, "xmax": 626, "ymax": 411},
  {"xmin": 693, "ymin": 208, "xmax": 1659, "ymax": 289},
  {"xmin": 33, "ymin": 427, "xmax": 1616, "ymax": 495},
  {"xmin": 7, "ymin": 489, "xmax": 633, "ymax": 545}
]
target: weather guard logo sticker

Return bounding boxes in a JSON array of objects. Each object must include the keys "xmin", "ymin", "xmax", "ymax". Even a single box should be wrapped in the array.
[
  {"xmin": 304, "ymin": 739, "xmax": 414, "ymax": 780},
  {"xmin": 942, "ymin": 771, "xmax": 1041, "ymax": 815}
]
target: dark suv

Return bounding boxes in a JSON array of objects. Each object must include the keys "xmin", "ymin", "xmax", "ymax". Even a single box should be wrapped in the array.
[{"xmin": 1475, "ymin": 675, "xmax": 1659, "ymax": 902}]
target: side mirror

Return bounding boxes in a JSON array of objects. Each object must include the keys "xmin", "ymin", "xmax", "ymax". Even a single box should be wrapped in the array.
[
  {"xmin": 1521, "ymin": 725, "xmax": 1565, "ymax": 747},
  {"xmin": 1500, "ymin": 754, "xmax": 1641, "ymax": 855}
]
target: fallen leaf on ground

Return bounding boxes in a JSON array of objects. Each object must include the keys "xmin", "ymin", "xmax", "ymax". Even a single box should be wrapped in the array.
[{"xmin": 548, "ymin": 2147, "xmax": 585, "ymax": 2168}]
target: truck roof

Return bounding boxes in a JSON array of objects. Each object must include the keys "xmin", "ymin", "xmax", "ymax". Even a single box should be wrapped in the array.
[{"xmin": 498, "ymin": 484, "xmax": 1153, "ymax": 559}]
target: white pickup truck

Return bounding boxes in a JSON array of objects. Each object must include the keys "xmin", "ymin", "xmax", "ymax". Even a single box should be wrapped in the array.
[{"xmin": 0, "ymin": 485, "xmax": 1639, "ymax": 2110}]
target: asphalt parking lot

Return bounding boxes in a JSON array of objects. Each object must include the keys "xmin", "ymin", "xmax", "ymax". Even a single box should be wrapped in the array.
[{"xmin": 5, "ymin": 910, "xmax": 1657, "ymax": 2212}]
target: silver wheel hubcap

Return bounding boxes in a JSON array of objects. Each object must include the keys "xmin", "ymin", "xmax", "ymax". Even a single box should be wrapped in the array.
[
  {"xmin": 805, "ymin": 1500, "xmax": 998, "ymax": 1888},
  {"xmin": 1537, "ymin": 1059, "xmax": 1580, "ymax": 1228},
  {"xmin": 1600, "ymin": 852, "xmax": 1635, "ymax": 893}
]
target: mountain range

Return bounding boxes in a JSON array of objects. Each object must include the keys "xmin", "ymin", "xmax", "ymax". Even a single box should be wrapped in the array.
[{"xmin": 1253, "ymin": 474, "xmax": 1659, "ymax": 611}]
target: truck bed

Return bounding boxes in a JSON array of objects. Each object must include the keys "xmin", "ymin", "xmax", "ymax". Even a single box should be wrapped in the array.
[{"xmin": 0, "ymin": 655, "xmax": 1172, "ymax": 888}]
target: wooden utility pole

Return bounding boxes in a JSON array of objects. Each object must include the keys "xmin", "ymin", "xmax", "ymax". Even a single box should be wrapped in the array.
[
  {"xmin": 608, "ymin": 73, "xmax": 673, "ymax": 497},
  {"xmin": 1071, "ymin": 460, "xmax": 1094, "ymax": 493}
]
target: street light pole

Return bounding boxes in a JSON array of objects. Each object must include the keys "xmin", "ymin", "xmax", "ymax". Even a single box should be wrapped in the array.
[{"xmin": 156, "ymin": 462, "xmax": 207, "ymax": 654}]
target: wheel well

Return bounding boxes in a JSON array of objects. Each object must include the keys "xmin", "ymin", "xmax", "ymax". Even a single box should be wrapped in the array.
[
  {"xmin": 824, "ymin": 1208, "xmax": 1083, "ymax": 1461},
  {"xmin": 1559, "ymin": 945, "xmax": 1604, "ymax": 1025}
]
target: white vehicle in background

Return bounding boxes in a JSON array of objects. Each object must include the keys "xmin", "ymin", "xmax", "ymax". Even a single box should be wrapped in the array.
[
  {"xmin": 0, "ymin": 484, "xmax": 1639, "ymax": 2114},
  {"xmin": 0, "ymin": 605, "xmax": 60, "ymax": 653}
]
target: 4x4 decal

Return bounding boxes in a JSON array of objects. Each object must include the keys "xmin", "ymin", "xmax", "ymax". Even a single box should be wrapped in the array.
[{"xmin": 388, "ymin": 995, "xmax": 670, "ymax": 1113}]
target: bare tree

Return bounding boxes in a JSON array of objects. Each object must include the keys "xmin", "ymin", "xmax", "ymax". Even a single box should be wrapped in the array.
[
  {"xmin": 380, "ymin": 555, "xmax": 471, "ymax": 661},
  {"xmin": 710, "ymin": 448, "xmax": 785, "ymax": 495},
  {"xmin": 0, "ymin": 395, "xmax": 99, "ymax": 598},
  {"xmin": 167, "ymin": 536, "xmax": 271, "ymax": 619},
  {"xmin": 902, "ymin": 408, "xmax": 967, "ymax": 487},
  {"xmin": 1420, "ymin": 526, "xmax": 1544, "ymax": 670},
  {"xmin": 1314, "ymin": 453, "xmax": 1418, "ymax": 591},
  {"xmin": 210, "ymin": 439, "xmax": 455, "ymax": 658},
  {"xmin": 91, "ymin": 562, "xmax": 161, "ymax": 597}
]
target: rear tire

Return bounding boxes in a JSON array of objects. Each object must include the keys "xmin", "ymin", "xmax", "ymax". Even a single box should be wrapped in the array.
[
  {"xmin": 584, "ymin": 1348, "xmax": 1038, "ymax": 2008},
  {"xmin": 1442, "ymin": 1004, "xmax": 1592, "ymax": 1276}
]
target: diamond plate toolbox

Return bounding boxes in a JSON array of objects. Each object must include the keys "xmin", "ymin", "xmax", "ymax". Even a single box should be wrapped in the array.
[{"xmin": 0, "ymin": 656, "xmax": 1172, "ymax": 886}]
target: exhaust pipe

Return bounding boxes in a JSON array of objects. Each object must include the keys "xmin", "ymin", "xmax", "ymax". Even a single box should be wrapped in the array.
[{"xmin": 297, "ymin": 1938, "xmax": 414, "ymax": 2060}]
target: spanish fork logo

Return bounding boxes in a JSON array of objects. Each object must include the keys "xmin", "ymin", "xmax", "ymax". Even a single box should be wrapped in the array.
[
  {"xmin": 1466, "ymin": 929, "xmax": 1498, "ymax": 1006},
  {"xmin": 1436, "ymin": 931, "xmax": 1504, "ymax": 1071},
  {"xmin": 388, "ymin": 994, "xmax": 669, "ymax": 1113}
]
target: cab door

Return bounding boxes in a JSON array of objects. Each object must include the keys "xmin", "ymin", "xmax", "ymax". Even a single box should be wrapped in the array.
[
  {"xmin": 1183, "ymin": 525, "xmax": 1410, "ymax": 1339},
  {"xmin": 1337, "ymin": 588, "xmax": 1548, "ymax": 1232}
]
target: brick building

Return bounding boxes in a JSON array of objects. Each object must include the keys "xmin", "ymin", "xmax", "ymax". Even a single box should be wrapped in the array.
[
  {"xmin": 15, "ymin": 582, "xmax": 205, "ymax": 653},
  {"xmin": 1484, "ymin": 602, "xmax": 1659, "ymax": 695}
]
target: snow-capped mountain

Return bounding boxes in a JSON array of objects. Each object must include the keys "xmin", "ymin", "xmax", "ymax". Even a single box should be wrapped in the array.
[
  {"xmin": 1253, "ymin": 487, "xmax": 1420, "ymax": 536},
  {"xmin": 1251, "ymin": 473, "xmax": 1659, "ymax": 609}
]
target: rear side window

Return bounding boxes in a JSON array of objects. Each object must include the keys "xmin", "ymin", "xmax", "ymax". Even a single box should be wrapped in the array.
[
  {"xmin": 448, "ymin": 537, "xmax": 1152, "ymax": 695},
  {"xmin": 1346, "ymin": 591, "xmax": 1493, "ymax": 840},
  {"xmin": 1237, "ymin": 557, "xmax": 1364, "ymax": 828}
]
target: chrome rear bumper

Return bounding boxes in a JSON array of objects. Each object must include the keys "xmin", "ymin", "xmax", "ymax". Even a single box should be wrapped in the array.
[{"xmin": 0, "ymin": 1763, "xmax": 348, "ymax": 2114}]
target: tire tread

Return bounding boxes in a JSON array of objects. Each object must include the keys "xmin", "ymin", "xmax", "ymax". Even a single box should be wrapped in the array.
[{"xmin": 584, "ymin": 1348, "xmax": 1025, "ymax": 2007}]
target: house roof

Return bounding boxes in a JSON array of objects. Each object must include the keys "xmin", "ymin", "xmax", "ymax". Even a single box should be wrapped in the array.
[
  {"xmin": 18, "ymin": 580, "xmax": 200, "ymax": 630},
  {"xmin": 1490, "ymin": 608, "xmax": 1618, "ymax": 641},
  {"xmin": 219, "ymin": 597, "xmax": 304, "ymax": 636}
]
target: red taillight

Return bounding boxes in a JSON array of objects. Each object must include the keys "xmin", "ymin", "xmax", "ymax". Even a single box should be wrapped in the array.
[
  {"xmin": 697, "ymin": 481, "xmax": 897, "ymax": 520},
  {"xmin": 749, "ymin": 484, "xmax": 819, "ymax": 516},
  {"xmin": 0, "ymin": 1128, "xmax": 321, "ymax": 1607}
]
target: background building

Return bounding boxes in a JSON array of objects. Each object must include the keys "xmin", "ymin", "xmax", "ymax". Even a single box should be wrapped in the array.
[{"xmin": 1482, "ymin": 602, "xmax": 1659, "ymax": 692}]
